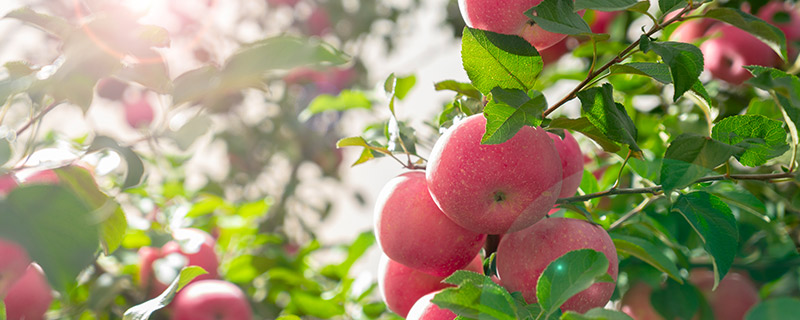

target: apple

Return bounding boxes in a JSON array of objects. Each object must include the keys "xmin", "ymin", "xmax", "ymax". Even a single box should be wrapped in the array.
[
  {"xmin": 124, "ymin": 95, "xmax": 155, "ymax": 128},
  {"xmin": 3, "ymin": 264, "xmax": 53, "ymax": 320},
  {"xmin": 0, "ymin": 239, "xmax": 30, "ymax": 299},
  {"xmin": 426, "ymin": 114, "xmax": 563, "ymax": 234},
  {"xmin": 375, "ymin": 171, "xmax": 486, "ymax": 276},
  {"xmin": 589, "ymin": 10, "xmax": 621, "ymax": 34},
  {"xmin": 540, "ymin": 37, "xmax": 570, "ymax": 65},
  {"xmin": 669, "ymin": 19, "xmax": 719, "ymax": 43},
  {"xmin": 458, "ymin": 0, "xmax": 575, "ymax": 50},
  {"xmin": 758, "ymin": 2, "xmax": 800, "ymax": 58},
  {"xmin": 700, "ymin": 24, "xmax": 780, "ymax": 85},
  {"xmin": 171, "ymin": 280, "xmax": 252, "ymax": 320},
  {"xmin": 0, "ymin": 173, "xmax": 18, "ymax": 196},
  {"xmin": 620, "ymin": 270, "xmax": 759, "ymax": 320},
  {"xmin": 138, "ymin": 228, "xmax": 219, "ymax": 296},
  {"xmin": 379, "ymin": 254, "xmax": 482, "ymax": 318},
  {"xmin": 24, "ymin": 170, "xmax": 59, "ymax": 185},
  {"xmin": 96, "ymin": 78, "xmax": 128, "ymax": 101},
  {"xmin": 406, "ymin": 290, "xmax": 457, "ymax": 320},
  {"xmin": 266, "ymin": 0, "xmax": 299, "ymax": 8},
  {"xmin": 548, "ymin": 130, "xmax": 584, "ymax": 198},
  {"xmin": 306, "ymin": 7, "xmax": 332, "ymax": 37},
  {"xmin": 496, "ymin": 217, "xmax": 618, "ymax": 313},
  {"xmin": 690, "ymin": 269, "xmax": 759, "ymax": 320}
]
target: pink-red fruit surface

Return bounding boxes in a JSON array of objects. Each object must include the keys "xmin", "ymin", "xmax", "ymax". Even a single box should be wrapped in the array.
[
  {"xmin": 3, "ymin": 264, "xmax": 53, "ymax": 320},
  {"xmin": 497, "ymin": 218, "xmax": 618, "ymax": 313},
  {"xmin": 124, "ymin": 96, "xmax": 155, "ymax": 128},
  {"xmin": 700, "ymin": 24, "xmax": 779, "ymax": 85},
  {"xmin": 375, "ymin": 171, "xmax": 486, "ymax": 277},
  {"xmin": 139, "ymin": 228, "xmax": 219, "ymax": 296},
  {"xmin": 548, "ymin": 130, "xmax": 584, "ymax": 198},
  {"xmin": 426, "ymin": 114, "xmax": 562, "ymax": 234},
  {"xmin": 589, "ymin": 10, "xmax": 621, "ymax": 34},
  {"xmin": 171, "ymin": 280, "xmax": 253, "ymax": 320},
  {"xmin": 24, "ymin": 170, "xmax": 60, "ymax": 185},
  {"xmin": 0, "ymin": 239, "xmax": 30, "ymax": 298},
  {"xmin": 406, "ymin": 290, "xmax": 457, "ymax": 320},
  {"xmin": 378, "ymin": 254, "xmax": 482, "ymax": 318},
  {"xmin": 618, "ymin": 282, "xmax": 662, "ymax": 320},
  {"xmin": 458, "ymin": 0, "xmax": 568, "ymax": 50},
  {"xmin": 758, "ymin": 1, "xmax": 800, "ymax": 58},
  {"xmin": 669, "ymin": 19, "xmax": 718, "ymax": 43},
  {"xmin": 0, "ymin": 174, "xmax": 17, "ymax": 196},
  {"xmin": 690, "ymin": 269, "xmax": 760, "ymax": 320}
]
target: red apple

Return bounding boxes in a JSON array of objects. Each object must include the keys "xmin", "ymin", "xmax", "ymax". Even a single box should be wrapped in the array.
[
  {"xmin": 496, "ymin": 218, "xmax": 618, "ymax": 313},
  {"xmin": 0, "ymin": 239, "xmax": 30, "ymax": 299},
  {"xmin": 406, "ymin": 290, "xmax": 457, "ymax": 320},
  {"xmin": 306, "ymin": 7, "xmax": 332, "ymax": 37},
  {"xmin": 266, "ymin": 0, "xmax": 300, "ymax": 8},
  {"xmin": 700, "ymin": 24, "xmax": 780, "ymax": 84},
  {"xmin": 458, "ymin": 0, "xmax": 575, "ymax": 50},
  {"xmin": 540, "ymin": 37, "xmax": 570, "ymax": 66},
  {"xmin": 426, "ymin": 114, "xmax": 563, "ymax": 234},
  {"xmin": 124, "ymin": 95, "xmax": 155, "ymax": 128},
  {"xmin": 690, "ymin": 269, "xmax": 759, "ymax": 320},
  {"xmin": 669, "ymin": 19, "xmax": 719, "ymax": 43},
  {"xmin": 24, "ymin": 170, "xmax": 59, "ymax": 185},
  {"xmin": 3, "ymin": 264, "xmax": 53, "ymax": 320},
  {"xmin": 379, "ymin": 254, "xmax": 483, "ymax": 318},
  {"xmin": 171, "ymin": 280, "xmax": 252, "ymax": 320},
  {"xmin": 619, "ymin": 282, "xmax": 662, "ymax": 320},
  {"xmin": 138, "ymin": 228, "xmax": 219, "ymax": 296},
  {"xmin": 375, "ymin": 171, "xmax": 486, "ymax": 277},
  {"xmin": 758, "ymin": 1, "xmax": 800, "ymax": 58},
  {"xmin": 0, "ymin": 173, "xmax": 18, "ymax": 196},
  {"xmin": 548, "ymin": 130, "xmax": 584, "ymax": 198},
  {"xmin": 589, "ymin": 10, "xmax": 621, "ymax": 34}
]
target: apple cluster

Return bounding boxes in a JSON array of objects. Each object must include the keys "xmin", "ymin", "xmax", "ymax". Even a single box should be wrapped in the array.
[
  {"xmin": 670, "ymin": 1, "xmax": 800, "ymax": 84},
  {"xmin": 374, "ymin": 114, "xmax": 619, "ymax": 318}
]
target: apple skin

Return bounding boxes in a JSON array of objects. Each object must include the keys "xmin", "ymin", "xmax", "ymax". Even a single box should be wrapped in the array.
[
  {"xmin": 619, "ymin": 282, "xmax": 662, "ymax": 320},
  {"xmin": 266, "ymin": 0, "xmax": 300, "ymax": 8},
  {"xmin": 379, "ymin": 254, "xmax": 483, "ymax": 318},
  {"xmin": 540, "ymin": 37, "xmax": 570, "ymax": 65},
  {"xmin": 138, "ymin": 228, "xmax": 219, "ymax": 296},
  {"xmin": 124, "ymin": 96, "xmax": 155, "ymax": 128},
  {"xmin": 589, "ymin": 10, "xmax": 621, "ymax": 34},
  {"xmin": 700, "ymin": 24, "xmax": 780, "ymax": 85},
  {"xmin": 426, "ymin": 114, "xmax": 563, "ymax": 234},
  {"xmin": 171, "ymin": 280, "xmax": 252, "ymax": 320},
  {"xmin": 96, "ymin": 78, "xmax": 128, "ymax": 101},
  {"xmin": 24, "ymin": 170, "xmax": 60, "ymax": 185},
  {"xmin": 0, "ymin": 173, "xmax": 18, "ymax": 196},
  {"xmin": 496, "ymin": 218, "xmax": 618, "ymax": 313},
  {"xmin": 0, "ymin": 239, "xmax": 30, "ymax": 299},
  {"xmin": 690, "ymin": 269, "xmax": 759, "ymax": 320},
  {"xmin": 757, "ymin": 2, "xmax": 800, "ymax": 58},
  {"xmin": 458, "ymin": 0, "xmax": 571, "ymax": 50},
  {"xmin": 668, "ymin": 19, "xmax": 719, "ymax": 44},
  {"xmin": 306, "ymin": 7, "xmax": 332, "ymax": 37},
  {"xmin": 375, "ymin": 171, "xmax": 486, "ymax": 277},
  {"xmin": 3, "ymin": 264, "xmax": 53, "ymax": 320},
  {"xmin": 406, "ymin": 290, "xmax": 457, "ymax": 320},
  {"xmin": 548, "ymin": 130, "xmax": 584, "ymax": 198}
]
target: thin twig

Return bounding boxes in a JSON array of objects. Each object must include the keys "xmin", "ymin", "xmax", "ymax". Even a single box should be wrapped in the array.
[{"xmin": 16, "ymin": 101, "xmax": 59, "ymax": 136}]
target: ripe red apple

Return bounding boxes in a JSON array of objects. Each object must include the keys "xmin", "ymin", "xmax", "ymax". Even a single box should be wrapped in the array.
[
  {"xmin": 548, "ymin": 130, "xmax": 584, "ymax": 198},
  {"xmin": 619, "ymin": 282, "xmax": 662, "ymax": 320},
  {"xmin": 124, "ymin": 95, "xmax": 155, "ymax": 128},
  {"xmin": 589, "ymin": 10, "xmax": 621, "ymax": 34},
  {"xmin": 758, "ymin": 1, "xmax": 800, "ymax": 58},
  {"xmin": 406, "ymin": 290, "xmax": 457, "ymax": 320},
  {"xmin": 458, "ymin": 0, "xmax": 574, "ymax": 50},
  {"xmin": 426, "ymin": 114, "xmax": 563, "ymax": 234},
  {"xmin": 306, "ymin": 7, "xmax": 332, "ymax": 37},
  {"xmin": 540, "ymin": 37, "xmax": 570, "ymax": 65},
  {"xmin": 379, "ymin": 254, "xmax": 483, "ymax": 318},
  {"xmin": 496, "ymin": 218, "xmax": 618, "ymax": 313},
  {"xmin": 375, "ymin": 171, "xmax": 486, "ymax": 277},
  {"xmin": 690, "ymin": 269, "xmax": 759, "ymax": 320},
  {"xmin": 669, "ymin": 19, "xmax": 719, "ymax": 43},
  {"xmin": 0, "ymin": 239, "xmax": 30, "ymax": 299},
  {"xmin": 24, "ymin": 170, "xmax": 59, "ymax": 185},
  {"xmin": 171, "ymin": 280, "xmax": 252, "ymax": 320},
  {"xmin": 3, "ymin": 264, "xmax": 53, "ymax": 320},
  {"xmin": 0, "ymin": 173, "xmax": 18, "ymax": 196},
  {"xmin": 138, "ymin": 228, "xmax": 219, "ymax": 296},
  {"xmin": 700, "ymin": 24, "xmax": 780, "ymax": 84}
]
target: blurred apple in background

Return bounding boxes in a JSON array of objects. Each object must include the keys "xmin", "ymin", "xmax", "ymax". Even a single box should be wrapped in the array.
[
  {"xmin": 123, "ymin": 94, "xmax": 155, "ymax": 129},
  {"xmin": 3, "ymin": 264, "xmax": 53, "ymax": 320},
  {"xmin": 171, "ymin": 280, "xmax": 252, "ymax": 320},
  {"xmin": 0, "ymin": 239, "xmax": 30, "ymax": 299}
]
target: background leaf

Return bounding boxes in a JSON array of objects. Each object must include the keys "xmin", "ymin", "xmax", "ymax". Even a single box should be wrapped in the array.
[
  {"xmin": 639, "ymin": 39, "xmax": 703, "ymax": 102},
  {"xmin": 577, "ymin": 83, "xmax": 640, "ymax": 151},
  {"xmin": 610, "ymin": 234, "xmax": 682, "ymax": 283},
  {"xmin": 745, "ymin": 297, "xmax": 800, "ymax": 320},
  {"xmin": 704, "ymin": 8, "xmax": 788, "ymax": 60},
  {"xmin": 659, "ymin": 133, "xmax": 741, "ymax": 192},
  {"xmin": 711, "ymin": 115, "xmax": 789, "ymax": 167}
]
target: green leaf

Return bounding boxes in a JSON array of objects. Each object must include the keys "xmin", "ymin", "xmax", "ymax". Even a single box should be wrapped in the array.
[
  {"xmin": 561, "ymin": 308, "xmax": 635, "ymax": 320},
  {"xmin": 0, "ymin": 185, "xmax": 98, "ymax": 292},
  {"xmin": 651, "ymin": 279, "xmax": 700, "ymax": 320},
  {"xmin": 461, "ymin": 27, "xmax": 543, "ymax": 95},
  {"xmin": 435, "ymin": 80, "xmax": 482, "ymax": 100},
  {"xmin": 548, "ymin": 117, "xmax": 621, "ymax": 152},
  {"xmin": 639, "ymin": 39, "xmax": 703, "ymax": 102},
  {"xmin": 289, "ymin": 291, "xmax": 345, "ymax": 318},
  {"xmin": 87, "ymin": 136, "xmax": 145, "ymax": 190},
  {"xmin": 610, "ymin": 234, "xmax": 682, "ymax": 283},
  {"xmin": 432, "ymin": 279, "xmax": 518, "ymax": 320},
  {"xmin": 54, "ymin": 166, "xmax": 127, "ymax": 255},
  {"xmin": 746, "ymin": 66, "xmax": 800, "ymax": 126},
  {"xmin": 626, "ymin": 1, "xmax": 651, "ymax": 13},
  {"xmin": 224, "ymin": 36, "xmax": 348, "ymax": 79},
  {"xmin": 4, "ymin": 7, "xmax": 73, "ymax": 38},
  {"xmin": 711, "ymin": 115, "xmax": 789, "ymax": 167},
  {"xmin": 659, "ymin": 133, "xmax": 741, "ymax": 192},
  {"xmin": 384, "ymin": 74, "xmax": 416, "ymax": 100},
  {"xmin": 117, "ymin": 57, "xmax": 172, "ymax": 93},
  {"xmin": 303, "ymin": 90, "xmax": 372, "ymax": 118},
  {"xmin": 481, "ymin": 88, "xmax": 547, "ymax": 144},
  {"xmin": 0, "ymin": 138, "xmax": 10, "ymax": 166},
  {"xmin": 745, "ymin": 297, "xmax": 800, "ymax": 320},
  {"xmin": 328, "ymin": 231, "xmax": 375, "ymax": 279},
  {"xmin": 165, "ymin": 115, "xmax": 213, "ymax": 151},
  {"xmin": 526, "ymin": 0, "xmax": 593, "ymax": 36},
  {"xmin": 658, "ymin": 0, "xmax": 687, "ymax": 15},
  {"xmin": 704, "ymin": 8, "xmax": 788, "ymax": 60},
  {"xmin": 123, "ymin": 266, "xmax": 207, "ymax": 320},
  {"xmin": 537, "ymin": 249, "xmax": 613, "ymax": 316},
  {"xmin": 671, "ymin": 192, "xmax": 738, "ymax": 290},
  {"xmin": 577, "ymin": 83, "xmax": 640, "ymax": 151},
  {"xmin": 442, "ymin": 270, "xmax": 492, "ymax": 286},
  {"xmin": 575, "ymin": 0, "xmax": 639, "ymax": 11},
  {"xmin": 609, "ymin": 62, "xmax": 672, "ymax": 84},
  {"xmin": 386, "ymin": 118, "xmax": 418, "ymax": 154}
]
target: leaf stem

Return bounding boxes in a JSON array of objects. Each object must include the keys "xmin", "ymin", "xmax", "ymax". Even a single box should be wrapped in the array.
[{"xmin": 16, "ymin": 101, "xmax": 59, "ymax": 136}]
